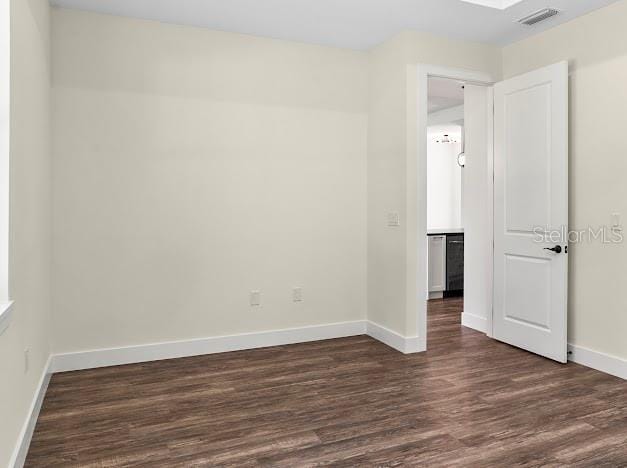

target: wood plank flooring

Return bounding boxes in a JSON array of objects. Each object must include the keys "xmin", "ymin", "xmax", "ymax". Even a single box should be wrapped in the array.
[{"xmin": 26, "ymin": 298, "xmax": 627, "ymax": 466}]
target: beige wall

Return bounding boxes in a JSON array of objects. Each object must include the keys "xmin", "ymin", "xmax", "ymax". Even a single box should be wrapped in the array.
[
  {"xmin": 367, "ymin": 31, "xmax": 501, "ymax": 337},
  {"xmin": 0, "ymin": 0, "xmax": 51, "ymax": 465},
  {"xmin": 503, "ymin": 0, "xmax": 627, "ymax": 361},
  {"xmin": 51, "ymin": 9, "xmax": 368, "ymax": 353}
]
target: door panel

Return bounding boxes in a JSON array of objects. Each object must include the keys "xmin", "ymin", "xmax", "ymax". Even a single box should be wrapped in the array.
[
  {"xmin": 504, "ymin": 83, "xmax": 552, "ymax": 232},
  {"xmin": 493, "ymin": 61, "xmax": 568, "ymax": 363},
  {"xmin": 503, "ymin": 254, "xmax": 551, "ymax": 330}
]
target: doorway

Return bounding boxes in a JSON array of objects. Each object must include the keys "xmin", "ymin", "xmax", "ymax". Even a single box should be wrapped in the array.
[
  {"xmin": 425, "ymin": 74, "xmax": 491, "ymax": 345},
  {"xmin": 414, "ymin": 65, "xmax": 495, "ymax": 353},
  {"xmin": 415, "ymin": 62, "xmax": 569, "ymax": 363}
]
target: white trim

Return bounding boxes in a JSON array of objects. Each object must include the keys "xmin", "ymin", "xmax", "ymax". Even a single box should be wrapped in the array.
[
  {"xmin": 414, "ymin": 64, "xmax": 495, "ymax": 350},
  {"xmin": 485, "ymin": 86, "xmax": 495, "ymax": 338},
  {"xmin": 0, "ymin": 299, "xmax": 13, "ymax": 336},
  {"xmin": 9, "ymin": 356, "xmax": 52, "ymax": 468},
  {"xmin": 367, "ymin": 321, "xmax": 424, "ymax": 354},
  {"xmin": 52, "ymin": 327, "xmax": 627, "ymax": 380},
  {"xmin": 568, "ymin": 344, "xmax": 627, "ymax": 381},
  {"xmin": 51, "ymin": 321, "xmax": 368, "ymax": 372},
  {"xmin": 461, "ymin": 311, "xmax": 487, "ymax": 333},
  {"xmin": 0, "ymin": 0, "xmax": 10, "ymax": 304},
  {"xmin": 419, "ymin": 65, "xmax": 495, "ymax": 86}
]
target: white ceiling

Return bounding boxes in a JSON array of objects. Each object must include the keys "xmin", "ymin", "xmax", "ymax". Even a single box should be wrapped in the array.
[
  {"xmin": 428, "ymin": 77, "xmax": 465, "ymax": 113},
  {"xmin": 50, "ymin": 0, "xmax": 618, "ymax": 50}
]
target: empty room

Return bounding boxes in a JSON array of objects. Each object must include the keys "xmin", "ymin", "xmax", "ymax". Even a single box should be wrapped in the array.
[{"xmin": 2, "ymin": 0, "xmax": 627, "ymax": 466}]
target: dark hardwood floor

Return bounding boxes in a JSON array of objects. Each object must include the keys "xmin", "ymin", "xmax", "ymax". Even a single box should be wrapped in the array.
[{"xmin": 26, "ymin": 298, "xmax": 627, "ymax": 466}]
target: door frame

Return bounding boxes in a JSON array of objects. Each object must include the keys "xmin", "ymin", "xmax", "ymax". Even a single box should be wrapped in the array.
[{"xmin": 413, "ymin": 64, "xmax": 496, "ymax": 349}]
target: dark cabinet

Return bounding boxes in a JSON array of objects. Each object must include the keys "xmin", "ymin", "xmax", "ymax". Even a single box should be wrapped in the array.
[{"xmin": 446, "ymin": 234, "xmax": 464, "ymax": 292}]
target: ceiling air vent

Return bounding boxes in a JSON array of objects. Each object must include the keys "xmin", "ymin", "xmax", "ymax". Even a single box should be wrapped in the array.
[{"xmin": 517, "ymin": 8, "xmax": 559, "ymax": 26}]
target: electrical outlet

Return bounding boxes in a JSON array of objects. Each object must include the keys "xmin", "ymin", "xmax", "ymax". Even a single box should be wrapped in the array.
[
  {"xmin": 293, "ymin": 287, "xmax": 303, "ymax": 302},
  {"xmin": 387, "ymin": 212, "xmax": 400, "ymax": 227},
  {"xmin": 250, "ymin": 290, "xmax": 261, "ymax": 306},
  {"xmin": 24, "ymin": 348, "xmax": 29, "ymax": 374}
]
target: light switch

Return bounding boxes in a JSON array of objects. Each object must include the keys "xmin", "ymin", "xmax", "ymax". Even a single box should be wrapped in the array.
[
  {"xmin": 387, "ymin": 212, "xmax": 400, "ymax": 227},
  {"xmin": 293, "ymin": 287, "xmax": 303, "ymax": 302},
  {"xmin": 250, "ymin": 290, "xmax": 261, "ymax": 306}
]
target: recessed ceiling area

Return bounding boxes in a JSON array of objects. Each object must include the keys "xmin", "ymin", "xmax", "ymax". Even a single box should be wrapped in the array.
[
  {"xmin": 459, "ymin": 0, "xmax": 524, "ymax": 9},
  {"xmin": 49, "ymin": 0, "xmax": 619, "ymax": 49}
]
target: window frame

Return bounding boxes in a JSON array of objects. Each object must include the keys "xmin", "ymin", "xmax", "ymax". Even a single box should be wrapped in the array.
[{"xmin": 0, "ymin": 0, "xmax": 12, "ymax": 336}]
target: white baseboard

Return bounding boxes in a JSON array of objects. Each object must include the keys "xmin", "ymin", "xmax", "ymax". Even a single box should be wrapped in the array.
[
  {"xmin": 568, "ymin": 343, "xmax": 627, "ymax": 381},
  {"xmin": 51, "ymin": 321, "xmax": 369, "ymax": 373},
  {"xmin": 10, "ymin": 356, "xmax": 52, "ymax": 468},
  {"xmin": 50, "ymin": 320, "xmax": 430, "ymax": 373},
  {"xmin": 366, "ymin": 321, "xmax": 424, "ymax": 354},
  {"xmin": 461, "ymin": 311, "xmax": 487, "ymax": 333}
]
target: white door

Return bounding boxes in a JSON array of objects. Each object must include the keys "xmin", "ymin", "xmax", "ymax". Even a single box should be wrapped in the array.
[{"xmin": 493, "ymin": 61, "xmax": 568, "ymax": 363}]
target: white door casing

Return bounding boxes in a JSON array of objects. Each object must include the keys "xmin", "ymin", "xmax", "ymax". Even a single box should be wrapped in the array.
[{"xmin": 493, "ymin": 61, "xmax": 569, "ymax": 363}]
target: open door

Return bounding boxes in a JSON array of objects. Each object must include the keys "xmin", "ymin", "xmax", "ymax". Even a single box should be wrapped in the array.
[{"xmin": 493, "ymin": 61, "xmax": 568, "ymax": 363}]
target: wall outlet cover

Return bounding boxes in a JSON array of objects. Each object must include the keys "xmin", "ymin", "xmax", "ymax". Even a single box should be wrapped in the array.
[{"xmin": 387, "ymin": 212, "xmax": 400, "ymax": 227}]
